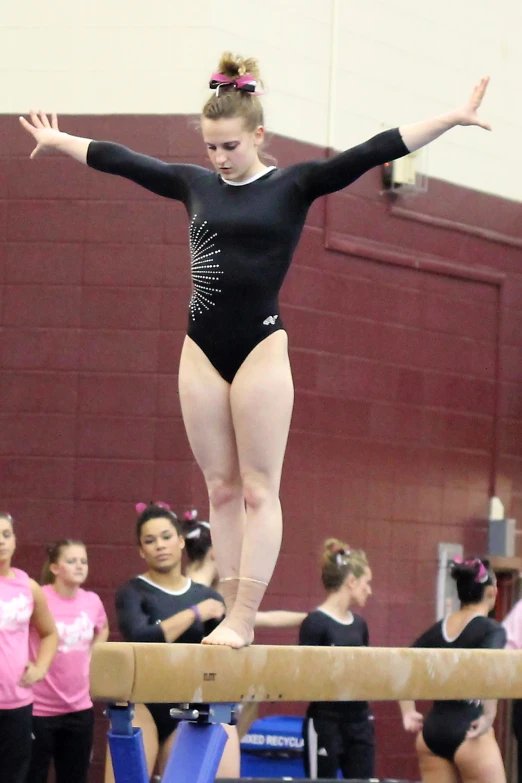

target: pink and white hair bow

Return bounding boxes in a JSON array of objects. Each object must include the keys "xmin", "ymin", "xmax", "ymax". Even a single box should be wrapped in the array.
[
  {"xmin": 135, "ymin": 501, "xmax": 172, "ymax": 514},
  {"xmin": 452, "ymin": 555, "xmax": 488, "ymax": 583},
  {"xmin": 209, "ymin": 72, "xmax": 264, "ymax": 96}
]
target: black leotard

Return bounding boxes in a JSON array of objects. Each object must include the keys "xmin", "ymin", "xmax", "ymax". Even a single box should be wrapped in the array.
[
  {"xmin": 299, "ymin": 609, "xmax": 374, "ymax": 779},
  {"xmin": 115, "ymin": 576, "xmax": 224, "ymax": 742},
  {"xmin": 87, "ymin": 130, "xmax": 409, "ymax": 382},
  {"xmin": 412, "ymin": 615, "xmax": 506, "ymax": 761}
]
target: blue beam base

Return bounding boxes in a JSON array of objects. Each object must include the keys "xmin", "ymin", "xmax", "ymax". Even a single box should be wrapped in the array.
[
  {"xmin": 107, "ymin": 704, "xmax": 149, "ymax": 783},
  {"xmin": 161, "ymin": 720, "xmax": 228, "ymax": 783}
]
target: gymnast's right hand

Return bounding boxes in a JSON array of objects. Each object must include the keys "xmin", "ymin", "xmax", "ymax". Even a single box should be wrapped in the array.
[
  {"xmin": 402, "ymin": 710, "xmax": 424, "ymax": 732},
  {"xmin": 196, "ymin": 598, "xmax": 226, "ymax": 622},
  {"xmin": 19, "ymin": 110, "xmax": 62, "ymax": 158}
]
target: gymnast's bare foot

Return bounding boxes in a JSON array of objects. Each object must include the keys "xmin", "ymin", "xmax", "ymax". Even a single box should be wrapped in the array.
[{"xmin": 202, "ymin": 619, "xmax": 254, "ymax": 649}]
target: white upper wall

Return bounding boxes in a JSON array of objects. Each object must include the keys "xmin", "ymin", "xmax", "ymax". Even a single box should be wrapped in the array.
[
  {"xmin": 332, "ymin": 0, "xmax": 521, "ymax": 202},
  {"xmin": 2, "ymin": 0, "xmax": 520, "ymax": 201}
]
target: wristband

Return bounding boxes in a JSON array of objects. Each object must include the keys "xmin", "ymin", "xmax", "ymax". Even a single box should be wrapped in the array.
[{"xmin": 189, "ymin": 604, "xmax": 202, "ymax": 622}]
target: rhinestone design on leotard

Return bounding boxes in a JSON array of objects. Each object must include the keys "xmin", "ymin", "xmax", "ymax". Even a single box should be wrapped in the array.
[{"xmin": 188, "ymin": 215, "xmax": 223, "ymax": 318}]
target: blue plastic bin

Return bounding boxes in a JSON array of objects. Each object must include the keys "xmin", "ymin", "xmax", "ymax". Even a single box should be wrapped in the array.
[{"xmin": 240, "ymin": 715, "xmax": 306, "ymax": 778}]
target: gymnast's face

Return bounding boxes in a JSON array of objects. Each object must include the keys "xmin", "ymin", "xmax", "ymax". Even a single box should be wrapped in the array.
[
  {"xmin": 0, "ymin": 517, "xmax": 15, "ymax": 565},
  {"xmin": 202, "ymin": 116, "xmax": 265, "ymax": 182},
  {"xmin": 139, "ymin": 517, "xmax": 185, "ymax": 574},
  {"xmin": 51, "ymin": 545, "xmax": 88, "ymax": 587},
  {"xmin": 348, "ymin": 567, "xmax": 373, "ymax": 608}
]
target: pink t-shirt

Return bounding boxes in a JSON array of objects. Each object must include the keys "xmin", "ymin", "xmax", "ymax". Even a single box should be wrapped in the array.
[
  {"xmin": 0, "ymin": 567, "xmax": 34, "ymax": 709},
  {"xmin": 30, "ymin": 585, "xmax": 107, "ymax": 717},
  {"xmin": 502, "ymin": 599, "xmax": 522, "ymax": 650}
]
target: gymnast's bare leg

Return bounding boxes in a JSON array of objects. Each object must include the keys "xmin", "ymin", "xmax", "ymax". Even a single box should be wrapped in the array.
[
  {"xmin": 179, "ymin": 331, "xmax": 293, "ymax": 648},
  {"xmin": 454, "ymin": 728, "xmax": 506, "ymax": 783},
  {"xmin": 415, "ymin": 731, "xmax": 459, "ymax": 783}
]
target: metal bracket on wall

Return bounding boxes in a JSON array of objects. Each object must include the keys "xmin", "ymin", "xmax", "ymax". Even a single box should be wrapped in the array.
[{"xmin": 437, "ymin": 542, "xmax": 464, "ymax": 620}]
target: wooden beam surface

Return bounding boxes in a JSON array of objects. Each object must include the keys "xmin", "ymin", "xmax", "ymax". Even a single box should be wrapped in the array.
[{"xmin": 90, "ymin": 643, "xmax": 522, "ymax": 703}]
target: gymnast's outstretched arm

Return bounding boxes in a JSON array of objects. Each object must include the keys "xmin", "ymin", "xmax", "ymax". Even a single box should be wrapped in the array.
[
  {"xmin": 293, "ymin": 76, "xmax": 491, "ymax": 201},
  {"xmin": 255, "ymin": 610, "xmax": 307, "ymax": 629},
  {"xmin": 19, "ymin": 110, "xmax": 90, "ymax": 163},
  {"xmin": 19, "ymin": 109, "xmax": 204, "ymax": 200},
  {"xmin": 399, "ymin": 76, "xmax": 491, "ymax": 151}
]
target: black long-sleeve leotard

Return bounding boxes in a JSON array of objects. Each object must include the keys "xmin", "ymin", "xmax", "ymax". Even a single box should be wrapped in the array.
[
  {"xmin": 299, "ymin": 609, "xmax": 375, "ymax": 779},
  {"xmin": 87, "ymin": 130, "xmax": 409, "ymax": 382},
  {"xmin": 115, "ymin": 575, "xmax": 223, "ymax": 643},
  {"xmin": 115, "ymin": 576, "xmax": 224, "ymax": 741},
  {"xmin": 299, "ymin": 609, "xmax": 371, "ymax": 720},
  {"xmin": 412, "ymin": 615, "xmax": 506, "ymax": 761}
]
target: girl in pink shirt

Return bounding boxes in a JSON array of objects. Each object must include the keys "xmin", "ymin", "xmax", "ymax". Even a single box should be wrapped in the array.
[
  {"xmin": 27, "ymin": 539, "xmax": 109, "ymax": 783},
  {"xmin": 0, "ymin": 513, "xmax": 58, "ymax": 783}
]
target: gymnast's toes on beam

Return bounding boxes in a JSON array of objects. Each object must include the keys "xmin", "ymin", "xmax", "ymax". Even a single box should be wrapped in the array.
[
  {"xmin": 202, "ymin": 617, "xmax": 254, "ymax": 649},
  {"xmin": 203, "ymin": 576, "xmax": 266, "ymax": 647}
]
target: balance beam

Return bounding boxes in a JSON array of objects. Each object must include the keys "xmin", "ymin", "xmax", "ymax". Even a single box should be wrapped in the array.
[{"xmin": 90, "ymin": 643, "xmax": 522, "ymax": 703}]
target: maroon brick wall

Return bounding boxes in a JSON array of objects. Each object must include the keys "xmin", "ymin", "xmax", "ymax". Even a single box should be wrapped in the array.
[{"xmin": 1, "ymin": 113, "xmax": 521, "ymax": 781}]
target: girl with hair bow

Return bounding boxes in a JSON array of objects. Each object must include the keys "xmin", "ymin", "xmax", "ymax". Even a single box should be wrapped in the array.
[
  {"xmin": 400, "ymin": 557, "xmax": 506, "ymax": 783},
  {"xmin": 20, "ymin": 48, "xmax": 492, "ymax": 649}
]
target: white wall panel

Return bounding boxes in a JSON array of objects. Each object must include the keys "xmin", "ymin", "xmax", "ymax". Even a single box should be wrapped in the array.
[
  {"xmin": 330, "ymin": 0, "xmax": 521, "ymax": 201},
  {"xmin": 2, "ymin": 0, "xmax": 520, "ymax": 199}
]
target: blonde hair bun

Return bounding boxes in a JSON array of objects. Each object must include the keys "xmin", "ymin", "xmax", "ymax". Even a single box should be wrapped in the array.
[
  {"xmin": 203, "ymin": 52, "xmax": 265, "ymax": 132},
  {"xmin": 320, "ymin": 538, "xmax": 368, "ymax": 591},
  {"xmin": 217, "ymin": 52, "xmax": 262, "ymax": 84}
]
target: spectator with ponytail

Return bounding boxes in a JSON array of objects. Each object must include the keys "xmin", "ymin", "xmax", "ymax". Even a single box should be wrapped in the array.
[
  {"xmin": 299, "ymin": 538, "xmax": 374, "ymax": 780},
  {"xmin": 183, "ymin": 510, "xmax": 217, "ymax": 588},
  {"xmin": 27, "ymin": 539, "xmax": 108, "ymax": 783},
  {"xmin": 0, "ymin": 512, "xmax": 58, "ymax": 783},
  {"xmin": 400, "ymin": 556, "xmax": 506, "ymax": 783}
]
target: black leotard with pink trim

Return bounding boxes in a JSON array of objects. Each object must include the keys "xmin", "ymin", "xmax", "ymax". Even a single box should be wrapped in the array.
[{"xmin": 412, "ymin": 616, "xmax": 506, "ymax": 761}]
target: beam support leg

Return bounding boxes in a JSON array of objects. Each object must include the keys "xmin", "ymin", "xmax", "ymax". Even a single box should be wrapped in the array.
[
  {"xmin": 162, "ymin": 721, "xmax": 228, "ymax": 783},
  {"xmin": 107, "ymin": 703, "xmax": 149, "ymax": 783}
]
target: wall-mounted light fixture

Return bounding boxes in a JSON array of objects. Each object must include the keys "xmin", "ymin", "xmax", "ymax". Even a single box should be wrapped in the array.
[{"xmin": 382, "ymin": 150, "xmax": 427, "ymax": 197}]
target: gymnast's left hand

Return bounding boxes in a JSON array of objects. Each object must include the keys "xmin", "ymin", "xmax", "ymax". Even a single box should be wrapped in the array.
[
  {"xmin": 455, "ymin": 77, "xmax": 492, "ymax": 130},
  {"xmin": 466, "ymin": 714, "xmax": 493, "ymax": 739},
  {"xmin": 402, "ymin": 709, "xmax": 424, "ymax": 732},
  {"xmin": 19, "ymin": 661, "xmax": 46, "ymax": 687},
  {"xmin": 19, "ymin": 110, "xmax": 63, "ymax": 158}
]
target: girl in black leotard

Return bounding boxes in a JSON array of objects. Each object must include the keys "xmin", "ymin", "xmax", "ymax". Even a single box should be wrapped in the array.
[
  {"xmin": 105, "ymin": 503, "xmax": 239, "ymax": 783},
  {"xmin": 20, "ymin": 58, "xmax": 492, "ymax": 649},
  {"xmin": 299, "ymin": 538, "xmax": 374, "ymax": 780},
  {"xmin": 400, "ymin": 557, "xmax": 506, "ymax": 783}
]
